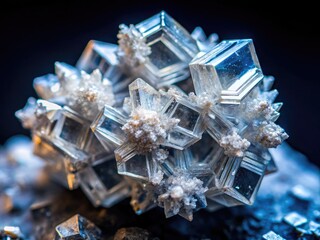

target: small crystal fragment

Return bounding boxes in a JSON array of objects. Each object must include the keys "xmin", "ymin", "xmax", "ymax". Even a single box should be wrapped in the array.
[
  {"xmin": 283, "ymin": 212, "xmax": 308, "ymax": 227},
  {"xmin": 262, "ymin": 231, "xmax": 285, "ymax": 240},
  {"xmin": 55, "ymin": 214, "xmax": 101, "ymax": 240},
  {"xmin": 1, "ymin": 226, "xmax": 24, "ymax": 239}
]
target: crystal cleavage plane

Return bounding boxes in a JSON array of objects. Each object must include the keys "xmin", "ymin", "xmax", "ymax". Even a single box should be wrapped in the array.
[{"xmin": 16, "ymin": 11, "xmax": 288, "ymax": 221}]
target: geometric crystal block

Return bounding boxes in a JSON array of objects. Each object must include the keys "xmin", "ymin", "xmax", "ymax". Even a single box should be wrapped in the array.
[
  {"xmin": 206, "ymin": 108, "xmax": 234, "ymax": 142},
  {"xmin": 262, "ymin": 231, "xmax": 285, "ymax": 240},
  {"xmin": 128, "ymin": 180, "xmax": 157, "ymax": 215},
  {"xmin": 161, "ymin": 147, "xmax": 215, "ymax": 188},
  {"xmin": 91, "ymin": 105, "xmax": 127, "ymax": 148},
  {"xmin": 135, "ymin": 11, "xmax": 199, "ymax": 87},
  {"xmin": 190, "ymin": 39, "xmax": 263, "ymax": 104},
  {"xmin": 76, "ymin": 40, "xmax": 118, "ymax": 78},
  {"xmin": 43, "ymin": 104, "xmax": 108, "ymax": 163},
  {"xmin": 76, "ymin": 40, "xmax": 132, "ymax": 98},
  {"xmin": 33, "ymin": 134, "xmax": 87, "ymax": 190},
  {"xmin": 79, "ymin": 157, "xmax": 129, "ymax": 207},
  {"xmin": 129, "ymin": 78, "xmax": 164, "ymax": 111},
  {"xmin": 117, "ymin": 152, "xmax": 160, "ymax": 182},
  {"xmin": 54, "ymin": 61, "xmax": 80, "ymax": 80},
  {"xmin": 206, "ymin": 149, "xmax": 268, "ymax": 206},
  {"xmin": 47, "ymin": 106, "xmax": 107, "ymax": 165},
  {"xmin": 283, "ymin": 212, "xmax": 308, "ymax": 227},
  {"xmin": 163, "ymin": 95, "xmax": 204, "ymax": 149},
  {"xmin": 55, "ymin": 214, "xmax": 101, "ymax": 240}
]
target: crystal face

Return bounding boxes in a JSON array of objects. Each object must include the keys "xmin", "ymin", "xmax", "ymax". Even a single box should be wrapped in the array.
[
  {"xmin": 79, "ymin": 158, "xmax": 129, "ymax": 207},
  {"xmin": 76, "ymin": 41, "xmax": 118, "ymax": 77},
  {"xmin": 55, "ymin": 214, "xmax": 101, "ymax": 240},
  {"xmin": 190, "ymin": 39, "xmax": 263, "ymax": 104},
  {"xmin": 132, "ymin": 11, "xmax": 199, "ymax": 87},
  {"xmin": 16, "ymin": 11, "xmax": 288, "ymax": 221}
]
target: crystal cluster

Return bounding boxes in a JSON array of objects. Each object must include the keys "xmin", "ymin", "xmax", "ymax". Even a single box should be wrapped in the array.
[{"xmin": 16, "ymin": 11, "xmax": 288, "ymax": 221}]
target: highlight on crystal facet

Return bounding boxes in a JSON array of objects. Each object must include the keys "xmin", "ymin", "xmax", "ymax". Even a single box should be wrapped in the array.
[{"xmin": 16, "ymin": 10, "xmax": 288, "ymax": 221}]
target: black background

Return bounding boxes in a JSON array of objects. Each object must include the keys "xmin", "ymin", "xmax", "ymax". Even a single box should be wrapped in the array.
[{"xmin": 0, "ymin": 1, "xmax": 319, "ymax": 166}]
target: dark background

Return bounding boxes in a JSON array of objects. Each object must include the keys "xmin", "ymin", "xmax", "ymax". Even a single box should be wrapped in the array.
[{"xmin": 0, "ymin": 1, "xmax": 319, "ymax": 166}]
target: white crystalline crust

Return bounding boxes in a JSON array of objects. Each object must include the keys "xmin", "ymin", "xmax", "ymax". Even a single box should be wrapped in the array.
[
  {"xmin": 117, "ymin": 24, "xmax": 151, "ymax": 67},
  {"xmin": 122, "ymin": 107, "xmax": 179, "ymax": 153},
  {"xmin": 15, "ymin": 11, "xmax": 290, "ymax": 221},
  {"xmin": 256, "ymin": 121, "xmax": 289, "ymax": 148},
  {"xmin": 158, "ymin": 173, "xmax": 207, "ymax": 220},
  {"xmin": 219, "ymin": 131, "xmax": 250, "ymax": 157},
  {"xmin": 242, "ymin": 99, "xmax": 275, "ymax": 121},
  {"xmin": 66, "ymin": 70, "xmax": 115, "ymax": 120},
  {"xmin": 15, "ymin": 97, "xmax": 38, "ymax": 129}
]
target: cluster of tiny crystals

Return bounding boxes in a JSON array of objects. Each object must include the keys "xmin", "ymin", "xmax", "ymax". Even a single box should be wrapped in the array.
[{"xmin": 16, "ymin": 11, "xmax": 288, "ymax": 223}]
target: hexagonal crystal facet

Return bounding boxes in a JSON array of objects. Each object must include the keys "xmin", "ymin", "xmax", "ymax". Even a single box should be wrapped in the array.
[
  {"xmin": 79, "ymin": 158, "xmax": 129, "ymax": 207},
  {"xmin": 190, "ymin": 39, "xmax": 263, "ymax": 104},
  {"xmin": 136, "ymin": 11, "xmax": 199, "ymax": 86},
  {"xmin": 76, "ymin": 40, "xmax": 118, "ymax": 78},
  {"xmin": 206, "ymin": 150, "xmax": 268, "ymax": 206}
]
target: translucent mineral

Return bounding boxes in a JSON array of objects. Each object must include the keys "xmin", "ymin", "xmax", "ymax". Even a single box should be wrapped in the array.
[
  {"xmin": 191, "ymin": 26, "xmax": 219, "ymax": 52},
  {"xmin": 55, "ymin": 214, "xmax": 101, "ymax": 240},
  {"xmin": 76, "ymin": 40, "xmax": 133, "ymax": 100},
  {"xmin": 118, "ymin": 11, "xmax": 199, "ymax": 87},
  {"xmin": 79, "ymin": 157, "xmax": 130, "ymax": 207},
  {"xmin": 16, "ymin": 11, "xmax": 289, "ymax": 221},
  {"xmin": 283, "ymin": 212, "xmax": 308, "ymax": 227},
  {"xmin": 190, "ymin": 39, "xmax": 263, "ymax": 104},
  {"xmin": 262, "ymin": 231, "xmax": 285, "ymax": 240}
]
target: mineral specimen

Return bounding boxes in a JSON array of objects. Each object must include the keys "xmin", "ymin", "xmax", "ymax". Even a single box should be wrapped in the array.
[
  {"xmin": 55, "ymin": 214, "xmax": 101, "ymax": 240},
  {"xmin": 16, "ymin": 10, "xmax": 289, "ymax": 221}
]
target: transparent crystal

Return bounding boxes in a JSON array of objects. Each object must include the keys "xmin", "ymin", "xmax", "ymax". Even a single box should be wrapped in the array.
[
  {"xmin": 76, "ymin": 40, "xmax": 118, "ymax": 77},
  {"xmin": 262, "ymin": 231, "xmax": 285, "ymax": 240},
  {"xmin": 117, "ymin": 153, "xmax": 161, "ymax": 182},
  {"xmin": 76, "ymin": 41, "xmax": 131, "ymax": 101},
  {"xmin": 33, "ymin": 74, "xmax": 61, "ymax": 100},
  {"xmin": 129, "ymin": 180, "xmax": 157, "ymax": 214},
  {"xmin": 79, "ymin": 158, "xmax": 129, "ymax": 207},
  {"xmin": 191, "ymin": 26, "xmax": 219, "ymax": 52},
  {"xmin": 55, "ymin": 61, "xmax": 80, "ymax": 83},
  {"xmin": 190, "ymin": 39, "xmax": 263, "ymax": 104},
  {"xmin": 129, "ymin": 78, "xmax": 164, "ymax": 111},
  {"xmin": 55, "ymin": 214, "xmax": 101, "ymax": 240},
  {"xmin": 283, "ymin": 212, "xmax": 308, "ymax": 227},
  {"xmin": 33, "ymin": 134, "xmax": 83, "ymax": 190},
  {"xmin": 135, "ymin": 11, "xmax": 199, "ymax": 86},
  {"xmin": 206, "ymin": 108, "xmax": 234, "ymax": 142},
  {"xmin": 91, "ymin": 105, "xmax": 127, "ymax": 147},
  {"xmin": 162, "ymin": 95, "xmax": 204, "ymax": 149},
  {"xmin": 206, "ymin": 149, "xmax": 268, "ymax": 206}
]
